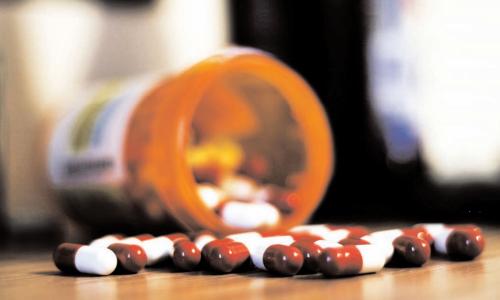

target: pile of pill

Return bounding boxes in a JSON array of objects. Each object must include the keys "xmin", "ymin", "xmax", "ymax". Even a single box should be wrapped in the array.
[
  {"xmin": 53, "ymin": 223, "xmax": 485, "ymax": 277},
  {"xmin": 188, "ymin": 138, "xmax": 301, "ymax": 229}
]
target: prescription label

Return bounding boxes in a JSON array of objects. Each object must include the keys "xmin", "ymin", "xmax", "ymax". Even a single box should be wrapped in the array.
[{"xmin": 49, "ymin": 77, "xmax": 156, "ymax": 188}]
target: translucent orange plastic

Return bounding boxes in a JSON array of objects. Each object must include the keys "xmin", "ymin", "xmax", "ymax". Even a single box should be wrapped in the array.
[{"xmin": 124, "ymin": 50, "xmax": 334, "ymax": 235}]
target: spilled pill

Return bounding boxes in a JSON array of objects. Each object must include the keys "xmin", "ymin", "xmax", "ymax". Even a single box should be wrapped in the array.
[
  {"xmin": 173, "ymin": 240, "xmax": 202, "ymax": 271},
  {"xmin": 250, "ymin": 236, "xmax": 303, "ymax": 275},
  {"xmin": 392, "ymin": 236, "xmax": 431, "ymax": 266},
  {"xmin": 291, "ymin": 240, "xmax": 342, "ymax": 273},
  {"xmin": 203, "ymin": 240, "xmax": 250, "ymax": 273},
  {"xmin": 319, "ymin": 245, "xmax": 385, "ymax": 277},
  {"xmin": 418, "ymin": 224, "xmax": 484, "ymax": 260},
  {"xmin": 202, "ymin": 232, "xmax": 262, "ymax": 273},
  {"xmin": 53, "ymin": 243, "xmax": 117, "ymax": 276},
  {"xmin": 362, "ymin": 229, "xmax": 431, "ymax": 266},
  {"xmin": 108, "ymin": 243, "xmax": 147, "ymax": 273},
  {"xmin": 141, "ymin": 233, "xmax": 189, "ymax": 266}
]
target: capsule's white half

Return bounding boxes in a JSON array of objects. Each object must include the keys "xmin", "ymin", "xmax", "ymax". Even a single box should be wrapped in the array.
[
  {"xmin": 220, "ymin": 201, "xmax": 280, "ymax": 229},
  {"xmin": 290, "ymin": 225, "xmax": 332, "ymax": 234},
  {"xmin": 249, "ymin": 236, "xmax": 294, "ymax": 270},
  {"xmin": 290, "ymin": 225, "xmax": 349, "ymax": 242},
  {"xmin": 357, "ymin": 245, "xmax": 385, "ymax": 274},
  {"xmin": 142, "ymin": 237, "xmax": 175, "ymax": 266},
  {"xmin": 120, "ymin": 237, "xmax": 144, "ymax": 245},
  {"xmin": 361, "ymin": 235, "xmax": 394, "ymax": 263},
  {"xmin": 74, "ymin": 246, "xmax": 117, "ymax": 275},
  {"xmin": 198, "ymin": 184, "xmax": 227, "ymax": 209},
  {"xmin": 314, "ymin": 240, "xmax": 342, "ymax": 249},
  {"xmin": 418, "ymin": 224, "xmax": 453, "ymax": 254},
  {"xmin": 220, "ymin": 176, "xmax": 257, "ymax": 201},
  {"xmin": 89, "ymin": 235, "xmax": 121, "ymax": 248},
  {"xmin": 226, "ymin": 232, "xmax": 263, "ymax": 247},
  {"xmin": 194, "ymin": 234, "xmax": 216, "ymax": 250},
  {"xmin": 417, "ymin": 224, "xmax": 447, "ymax": 238}
]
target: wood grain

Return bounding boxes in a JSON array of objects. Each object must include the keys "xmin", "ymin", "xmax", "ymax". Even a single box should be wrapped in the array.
[{"xmin": 1, "ymin": 226, "xmax": 499, "ymax": 300}]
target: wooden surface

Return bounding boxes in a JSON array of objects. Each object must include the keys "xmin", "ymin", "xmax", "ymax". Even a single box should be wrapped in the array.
[{"xmin": 1, "ymin": 226, "xmax": 500, "ymax": 300}]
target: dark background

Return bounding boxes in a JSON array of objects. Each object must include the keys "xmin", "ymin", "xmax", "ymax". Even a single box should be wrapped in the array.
[{"xmin": 230, "ymin": 0, "xmax": 499, "ymax": 223}]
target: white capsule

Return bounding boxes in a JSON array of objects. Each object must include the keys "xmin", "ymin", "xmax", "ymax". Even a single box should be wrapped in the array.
[
  {"xmin": 220, "ymin": 176, "xmax": 257, "ymax": 201},
  {"xmin": 249, "ymin": 236, "xmax": 295, "ymax": 270},
  {"xmin": 219, "ymin": 201, "xmax": 280, "ymax": 229},
  {"xmin": 197, "ymin": 184, "xmax": 228, "ymax": 209}
]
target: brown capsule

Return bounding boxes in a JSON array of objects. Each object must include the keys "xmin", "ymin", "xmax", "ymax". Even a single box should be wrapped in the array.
[
  {"xmin": 53, "ymin": 243, "xmax": 82, "ymax": 274},
  {"xmin": 320, "ymin": 246, "xmax": 363, "ymax": 277},
  {"xmin": 173, "ymin": 240, "xmax": 201, "ymax": 271},
  {"xmin": 202, "ymin": 239, "xmax": 232, "ymax": 257},
  {"xmin": 392, "ymin": 236, "xmax": 431, "ymax": 266},
  {"xmin": 205, "ymin": 241, "xmax": 250, "ymax": 273},
  {"xmin": 446, "ymin": 229, "xmax": 485, "ymax": 260},
  {"xmin": 338, "ymin": 237, "xmax": 370, "ymax": 246},
  {"xmin": 291, "ymin": 240, "xmax": 323, "ymax": 273},
  {"xmin": 263, "ymin": 245, "xmax": 304, "ymax": 276},
  {"xmin": 108, "ymin": 243, "xmax": 147, "ymax": 273}
]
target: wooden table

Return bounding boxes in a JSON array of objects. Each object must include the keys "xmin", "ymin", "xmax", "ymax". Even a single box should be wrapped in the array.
[{"xmin": 1, "ymin": 225, "xmax": 499, "ymax": 300}]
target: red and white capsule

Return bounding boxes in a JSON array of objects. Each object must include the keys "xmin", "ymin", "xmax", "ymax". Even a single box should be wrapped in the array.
[
  {"xmin": 172, "ymin": 240, "xmax": 202, "ymax": 271},
  {"xmin": 417, "ymin": 224, "xmax": 485, "ymax": 260},
  {"xmin": 319, "ymin": 244, "xmax": 386, "ymax": 277},
  {"xmin": 53, "ymin": 243, "xmax": 117, "ymax": 275},
  {"xmin": 141, "ymin": 233, "xmax": 189, "ymax": 265},
  {"xmin": 361, "ymin": 229, "xmax": 431, "ymax": 266},
  {"xmin": 202, "ymin": 232, "xmax": 263, "ymax": 273}
]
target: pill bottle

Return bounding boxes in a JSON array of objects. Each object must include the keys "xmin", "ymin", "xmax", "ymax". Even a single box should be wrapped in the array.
[{"xmin": 48, "ymin": 47, "xmax": 333, "ymax": 235}]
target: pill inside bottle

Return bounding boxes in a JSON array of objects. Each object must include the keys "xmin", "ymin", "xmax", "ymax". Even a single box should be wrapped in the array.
[{"xmin": 49, "ymin": 47, "xmax": 333, "ymax": 235}]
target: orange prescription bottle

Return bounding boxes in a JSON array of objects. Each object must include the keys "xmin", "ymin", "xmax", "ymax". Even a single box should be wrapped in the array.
[{"xmin": 48, "ymin": 47, "xmax": 333, "ymax": 235}]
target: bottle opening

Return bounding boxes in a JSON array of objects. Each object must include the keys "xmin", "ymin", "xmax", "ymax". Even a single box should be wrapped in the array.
[{"xmin": 188, "ymin": 72, "xmax": 307, "ymax": 230}]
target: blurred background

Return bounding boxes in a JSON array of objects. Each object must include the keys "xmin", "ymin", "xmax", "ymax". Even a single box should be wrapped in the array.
[{"xmin": 1, "ymin": 0, "xmax": 500, "ymax": 244}]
